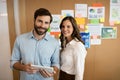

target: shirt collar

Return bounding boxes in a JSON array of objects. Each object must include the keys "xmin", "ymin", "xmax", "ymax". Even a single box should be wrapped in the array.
[
  {"xmin": 28, "ymin": 31, "xmax": 34, "ymax": 39},
  {"xmin": 28, "ymin": 30, "xmax": 49, "ymax": 41},
  {"xmin": 67, "ymin": 38, "xmax": 79, "ymax": 45}
]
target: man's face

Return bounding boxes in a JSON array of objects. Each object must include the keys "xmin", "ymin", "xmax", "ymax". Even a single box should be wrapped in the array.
[{"xmin": 34, "ymin": 16, "xmax": 50, "ymax": 35}]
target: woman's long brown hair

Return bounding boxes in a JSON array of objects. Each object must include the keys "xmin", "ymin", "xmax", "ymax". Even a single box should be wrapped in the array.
[{"xmin": 59, "ymin": 16, "xmax": 84, "ymax": 50}]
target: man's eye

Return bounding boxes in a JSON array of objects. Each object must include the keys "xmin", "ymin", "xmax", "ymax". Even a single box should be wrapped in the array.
[
  {"xmin": 45, "ymin": 22, "xmax": 49, "ymax": 24},
  {"xmin": 38, "ymin": 20, "xmax": 42, "ymax": 22}
]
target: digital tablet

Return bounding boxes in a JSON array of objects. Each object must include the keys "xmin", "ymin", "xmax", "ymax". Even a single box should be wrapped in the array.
[{"xmin": 31, "ymin": 64, "xmax": 54, "ymax": 73}]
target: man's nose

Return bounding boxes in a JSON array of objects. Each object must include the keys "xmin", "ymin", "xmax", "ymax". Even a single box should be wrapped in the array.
[{"xmin": 41, "ymin": 23, "xmax": 45, "ymax": 27}]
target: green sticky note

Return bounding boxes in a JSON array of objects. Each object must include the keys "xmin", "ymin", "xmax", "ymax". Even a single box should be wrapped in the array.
[
  {"xmin": 90, "ymin": 19, "xmax": 99, "ymax": 24},
  {"xmin": 47, "ymin": 27, "xmax": 51, "ymax": 32}
]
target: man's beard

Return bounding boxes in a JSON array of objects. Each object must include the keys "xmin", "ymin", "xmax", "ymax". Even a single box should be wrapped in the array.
[{"xmin": 34, "ymin": 24, "xmax": 48, "ymax": 35}]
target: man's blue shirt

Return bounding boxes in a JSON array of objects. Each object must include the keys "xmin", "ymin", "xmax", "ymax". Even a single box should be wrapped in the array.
[{"xmin": 10, "ymin": 32, "xmax": 60, "ymax": 80}]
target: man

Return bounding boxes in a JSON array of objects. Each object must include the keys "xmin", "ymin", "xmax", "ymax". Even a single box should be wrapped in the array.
[{"xmin": 10, "ymin": 8, "xmax": 60, "ymax": 80}]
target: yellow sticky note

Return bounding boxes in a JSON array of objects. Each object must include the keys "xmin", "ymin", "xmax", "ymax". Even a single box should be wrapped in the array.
[
  {"xmin": 115, "ymin": 21, "xmax": 120, "ymax": 24},
  {"xmin": 75, "ymin": 18, "xmax": 85, "ymax": 25},
  {"xmin": 85, "ymin": 30, "xmax": 88, "ymax": 33},
  {"xmin": 61, "ymin": 15, "xmax": 65, "ymax": 19},
  {"xmin": 100, "ymin": 18, "xmax": 104, "ymax": 22},
  {"xmin": 85, "ymin": 26, "xmax": 88, "ymax": 29},
  {"xmin": 113, "ymin": 27, "xmax": 117, "ymax": 30},
  {"xmin": 58, "ymin": 34, "xmax": 61, "ymax": 37}
]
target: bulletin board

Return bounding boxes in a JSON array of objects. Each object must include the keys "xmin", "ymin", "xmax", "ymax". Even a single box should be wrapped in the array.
[{"xmin": 8, "ymin": 0, "xmax": 120, "ymax": 80}]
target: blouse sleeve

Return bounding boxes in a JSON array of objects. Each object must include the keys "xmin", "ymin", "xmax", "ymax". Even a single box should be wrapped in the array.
[{"xmin": 73, "ymin": 42, "xmax": 87, "ymax": 80}]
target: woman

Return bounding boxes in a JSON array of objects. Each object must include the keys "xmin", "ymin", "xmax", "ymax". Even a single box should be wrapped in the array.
[{"xmin": 59, "ymin": 16, "xmax": 87, "ymax": 80}]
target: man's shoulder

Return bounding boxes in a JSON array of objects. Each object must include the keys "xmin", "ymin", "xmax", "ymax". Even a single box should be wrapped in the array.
[
  {"xmin": 46, "ymin": 34, "xmax": 59, "ymax": 44},
  {"xmin": 48, "ymin": 35, "xmax": 58, "ymax": 41},
  {"xmin": 16, "ymin": 32, "xmax": 31, "ymax": 40},
  {"xmin": 46, "ymin": 33, "xmax": 56, "ymax": 40}
]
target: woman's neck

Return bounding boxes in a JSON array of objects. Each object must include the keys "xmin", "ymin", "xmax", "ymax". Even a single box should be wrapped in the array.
[{"xmin": 66, "ymin": 37, "xmax": 73, "ymax": 43}]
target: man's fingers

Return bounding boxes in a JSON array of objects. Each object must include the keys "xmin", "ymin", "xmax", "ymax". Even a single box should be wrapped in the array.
[{"xmin": 39, "ymin": 69, "xmax": 52, "ymax": 77}]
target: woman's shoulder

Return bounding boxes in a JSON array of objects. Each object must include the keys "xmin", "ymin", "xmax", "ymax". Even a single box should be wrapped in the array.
[{"xmin": 71, "ymin": 38, "xmax": 84, "ymax": 46}]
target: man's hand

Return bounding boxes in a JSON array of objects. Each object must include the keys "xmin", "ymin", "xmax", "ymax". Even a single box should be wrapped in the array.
[
  {"xmin": 39, "ymin": 68, "xmax": 54, "ymax": 78},
  {"xmin": 39, "ymin": 66, "xmax": 58, "ymax": 78},
  {"xmin": 23, "ymin": 64, "xmax": 39, "ymax": 74},
  {"xmin": 13, "ymin": 62, "xmax": 39, "ymax": 74}
]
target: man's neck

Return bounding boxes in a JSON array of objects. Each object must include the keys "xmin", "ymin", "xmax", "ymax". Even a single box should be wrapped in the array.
[{"xmin": 33, "ymin": 30, "xmax": 45, "ymax": 40}]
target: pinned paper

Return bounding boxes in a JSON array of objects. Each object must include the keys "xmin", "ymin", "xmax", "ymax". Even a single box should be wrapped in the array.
[
  {"xmin": 75, "ymin": 14, "xmax": 82, "ymax": 18},
  {"xmin": 115, "ymin": 21, "xmax": 120, "ymax": 24},
  {"xmin": 101, "ymin": 27, "xmax": 117, "ymax": 39},
  {"xmin": 61, "ymin": 10, "xmax": 74, "ymax": 17},
  {"xmin": 88, "ymin": 7, "xmax": 105, "ymax": 19},
  {"xmin": 109, "ymin": 21, "xmax": 115, "ymax": 26},
  {"xmin": 79, "ymin": 24, "xmax": 85, "ymax": 29},
  {"xmin": 92, "ymin": 35, "xmax": 98, "ymax": 39},
  {"xmin": 50, "ymin": 32, "xmax": 60, "ymax": 39},
  {"xmin": 75, "ymin": 4, "xmax": 87, "ymax": 17},
  {"xmin": 58, "ymin": 34, "xmax": 61, "ymax": 37},
  {"xmin": 85, "ymin": 30, "xmax": 89, "ymax": 33},
  {"xmin": 80, "ymin": 32, "xmax": 90, "ymax": 48},
  {"xmin": 100, "ymin": 18, "xmax": 105, "ymax": 22},
  {"xmin": 92, "ymin": 3, "xmax": 103, "ymax": 7},
  {"xmin": 47, "ymin": 28, "xmax": 51, "ymax": 32},
  {"xmin": 90, "ymin": 19, "xmax": 99, "ymax": 24},
  {"xmin": 113, "ymin": 27, "xmax": 117, "ymax": 30},
  {"xmin": 75, "ymin": 18, "xmax": 85, "ymax": 25},
  {"xmin": 50, "ymin": 32, "xmax": 60, "ymax": 35},
  {"xmin": 61, "ymin": 15, "xmax": 65, "ymax": 19},
  {"xmin": 85, "ymin": 26, "xmax": 88, "ymax": 29}
]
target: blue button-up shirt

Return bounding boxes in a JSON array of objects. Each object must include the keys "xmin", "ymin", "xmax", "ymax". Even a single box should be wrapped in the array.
[{"xmin": 10, "ymin": 32, "xmax": 60, "ymax": 80}]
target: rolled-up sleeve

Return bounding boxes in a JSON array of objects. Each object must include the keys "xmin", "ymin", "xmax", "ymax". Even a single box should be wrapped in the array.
[
  {"xmin": 10, "ymin": 37, "xmax": 21, "ymax": 69},
  {"xmin": 51, "ymin": 42, "xmax": 60, "ymax": 69}
]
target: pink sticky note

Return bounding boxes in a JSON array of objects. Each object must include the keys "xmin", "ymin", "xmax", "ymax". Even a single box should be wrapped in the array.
[
  {"xmin": 80, "ymin": 24, "xmax": 84, "ymax": 29},
  {"xmin": 92, "ymin": 35, "xmax": 98, "ymax": 39},
  {"xmin": 110, "ymin": 21, "xmax": 115, "ymax": 26},
  {"xmin": 76, "ymin": 14, "xmax": 82, "ymax": 18}
]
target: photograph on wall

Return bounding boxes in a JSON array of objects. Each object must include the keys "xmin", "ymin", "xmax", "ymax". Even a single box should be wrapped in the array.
[
  {"xmin": 110, "ymin": 5, "xmax": 120, "ymax": 22},
  {"xmin": 91, "ymin": 35, "xmax": 101, "ymax": 45},
  {"xmin": 75, "ymin": 4, "xmax": 87, "ymax": 18},
  {"xmin": 50, "ymin": 14, "xmax": 61, "ymax": 32},
  {"xmin": 61, "ymin": 10, "xmax": 74, "ymax": 18},
  {"xmin": 88, "ymin": 7, "xmax": 105, "ymax": 19},
  {"xmin": 101, "ymin": 27, "xmax": 117, "ymax": 39},
  {"xmin": 80, "ymin": 32, "xmax": 90, "ymax": 48}
]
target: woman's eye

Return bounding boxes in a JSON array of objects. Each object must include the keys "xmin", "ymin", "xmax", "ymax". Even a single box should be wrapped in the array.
[
  {"xmin": 62, "ymin": 26, "xmax": 65, "ymax": 28},
  {"xmin": 67, "ymin": 26, "xmax": 70, "ymax": 28}
]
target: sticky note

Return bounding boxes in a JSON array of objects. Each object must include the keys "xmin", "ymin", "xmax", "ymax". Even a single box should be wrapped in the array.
[
  {"xmin": 100, "ymin": 18, "xmax": 104, "ymax": 22},
  {"xmin": 109, "ymin": 21, "xmax": 115, "ymax": 26},
  {"xmin": 85, "ymin": 30, "xmax": 88, "ymax": 33},
  {"xmin": 80, "ymin": 24, "xmax": 84, "ymax": 29},
  {"xmin": 90, "ymin": 19, "xmax": 99, "ymax": 24},
  {"xmin": 75, "ymin": 18, "xmax": 85, "ymax": 25}
]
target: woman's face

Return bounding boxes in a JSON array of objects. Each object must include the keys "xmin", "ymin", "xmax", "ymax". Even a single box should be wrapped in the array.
[{"xmin": 61, "ymin": 20, "xmax": 73, "ymax": 38}]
